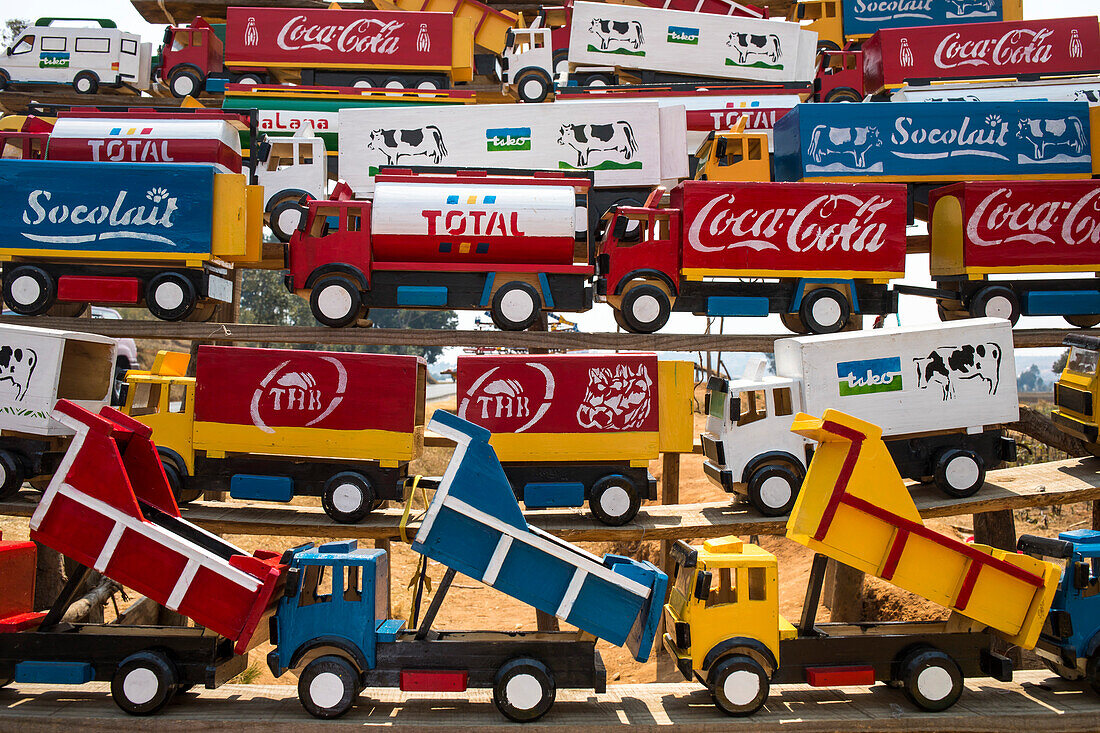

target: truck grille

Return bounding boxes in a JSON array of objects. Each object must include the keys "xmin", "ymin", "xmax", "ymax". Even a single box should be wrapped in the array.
[
  {"xmin": 1055, "ymin": 383, "xmax": 1093, "ymax": 416},
  {"xmin": 701, "ymin": 434, "xmax": 724, "ymax": 464}
]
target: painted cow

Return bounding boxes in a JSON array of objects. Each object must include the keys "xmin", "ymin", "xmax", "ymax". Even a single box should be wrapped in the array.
[
  {"xmin": 726, "ymin": 32, "xmax": 782, "ymax": 66},
  {"xmin": 913, "ymin": 342, "xmax": 1001, "ymax": 400},
  {"xmin": 0, "ymin": 345, "xmax": 36, "ymax": 401},
  {"xmin": 558, "ymin": 121, "xmax": 639, "ymax": 167},
  {"xmin": 589, "ymin": 19, "xmax": 645, "ymax": 51},
  {"xmin": 949, "ymin": 0, "xmax": 996, "ymax": 13},
  {"xmin": 806, "ymin": 124, "xmax": 882, "ymax": 168},
  {"xmin": 576, "ymin": 364, "xmax": 652, "ymax": 430},
  {"xmin": 366, "ymin": 125, "xmax": 448, "ymax": 165},
  {"xmin": 1016, "ymin": 117, "xmax": 1088, "ymax": 160}
]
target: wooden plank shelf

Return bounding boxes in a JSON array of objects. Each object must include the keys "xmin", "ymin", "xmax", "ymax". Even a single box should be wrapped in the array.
[
  {"xmin": 0, "ymin": 316, "xmax": 1090, "ymax": 350},
  {"xmin": 3, "ymin": 456, "xmax": 1096, "ymax": 541},
  {"xmin": 0, "ymin": 670, "xmax": 1093, "ymax": 731}
]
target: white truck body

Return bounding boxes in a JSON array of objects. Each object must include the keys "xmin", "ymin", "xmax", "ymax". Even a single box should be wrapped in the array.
[
  {"xmin": 0, "ymin": 323, "xmax": 117, "ymax": 437},
  {"xmin": 0, "ymin": 21, "xmax": 151, "ymax": 92},
  {"xmin": 704, "ymin": 318, "xmax": 1019, "ymax": 491},
  {"xmin": 890, "ymin": 76, "xmax": 1100, "ymax": 106},
  {"xmin": 255, "ymin": 125, "xmax": 330, "ymax": 227},
  {"xmin": 339, "ymin": 100, "xmax": 688, "ymax": 196}
]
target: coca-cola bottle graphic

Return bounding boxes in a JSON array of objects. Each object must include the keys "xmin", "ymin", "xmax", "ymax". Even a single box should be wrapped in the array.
[
  {"xmin": 1070, "ymin": 29, "xmax": 1083, "ymax": 59},
  {"xmin": 899, "ymin": 38, "xmax": 913, "ymax": 67},
  {"xmin": 245, "ymin": 17, "xmax": 259, "ymax": 47},
  {"xmin": 417, "ymin": 23, "xmax": 430, "ymax": 53}
]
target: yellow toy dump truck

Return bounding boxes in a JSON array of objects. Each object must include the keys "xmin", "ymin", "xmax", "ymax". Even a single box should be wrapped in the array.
[{"xmin": 663, "ymin": 408, "xmax": 1060, "ymax": 716}]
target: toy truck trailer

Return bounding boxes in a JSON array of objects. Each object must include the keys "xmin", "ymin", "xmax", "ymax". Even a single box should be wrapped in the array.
[
  {"xmin": 1018, "ymin": 530, "xmax": 1100, "ymax": 689},
  {"xmin": 456, "ymin": 353, "xmax": 694, "ymax": 524},
  {"xmin": 0, "ymin": 323, "xmax": 116, "ymax": 499},
  {"xmin": 605, "ymin": 0, "xmax": 770, "ymax": 18},
  {"xmin": 921, "ymin": 180, "xmax": 1100, "ymax": 327},
  {"xmin": 267, "ymin": 410, "xmax": 667, "ymax": 720},
  {"xmin": 338, "ymin": 100, "xmax": 688, "ymax": 231},
  {"xmin": 501, "ymin": 1, "xmax": 817, "ymax": 102},
  {"xmin": 123, "ymin": 347, "xmax": 426, "ymax": 523},
  {"xmin": 662, "ymin": 409, "xmax": 1059, "ymax": 716},
  {"xmin": 596, "ymin": 179, "xmax": 905, "ymax": 335},
  {"xmin": 888, "ymin": 76, "xmax": 1100, "ymax": 104},
  {"xmin": 789, "ymin": 0, "xmax": 1023, "ymax": 51},
  {"xmin": 0, "ymin": 18, "xmax": 152, "ymax": 95},
  {"xmin": 1051, "ymin": 334, "xmax": 1100, "ymax": 453},
  {"xmin": 701, "ymin": 318, "xmax": 1018, "ymax": 515},
  {"xmin": 372, "ymin": 0, "xmax": 520, "ymax": 56},
  {"xmin": 286, "ymin": 169, "xmax": 595, "ymax": 329},
  {"xmin": 0, "ymin": 159, "xmax": 264, "ymax": 321}
]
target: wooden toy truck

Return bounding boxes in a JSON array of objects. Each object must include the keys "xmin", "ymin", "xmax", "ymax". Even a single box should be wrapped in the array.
[
  {"xmin": 286, "ymin": 169, "xmax": 595, "ymax": 329},
  {"xmin": 663, "ymin": 409, "xmax": 1059, "ymax": 716},
  {"xmin": 0, "ymin": 323, "xmax": 116, "ymax": 500},
  {"xmin": 596, "ymin": 179, "xmax": 906, "ymax": 334},
  {"xmin": 0, "ymin": 159, "xmax": 264, "ymax": 320},
  {"xmin": 457, "ymin": 353, "xmax": 694, "ymax": 524},
  {"xmin": 1052, "ymin": 333, "xmax": 1100, "ymax": 454},
  {"xmin": 701, "ymin": 318, "xmax": 1019, "ymax": 515},
  {"xmin": 123, "ymin": 347, "xmax": 425, "ymax": 523}
]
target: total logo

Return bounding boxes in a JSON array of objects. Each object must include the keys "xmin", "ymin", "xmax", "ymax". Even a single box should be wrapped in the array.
[
  {"xmin": 249, "ymin": 356, "xmax": 347, "ymax": 433},
  {"xmin": 837, "ymin": 356, "xmax": 903, "ymax": 396}
]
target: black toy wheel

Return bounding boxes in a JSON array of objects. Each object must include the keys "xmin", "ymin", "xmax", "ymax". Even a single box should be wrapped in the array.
[
  {"xmin": 269, "ymin": 196, "xmax": 308, "ymax": 242},
  {"xmin": 589, "ymin": 474, "xmax": 641, "ymax": 526},
  {"xmin": 322, "ymin": 471, "xmax": 376, "ymax": 524},
  {"xmin": 515, "ymin": 69, "xmax": 552, "ymax": 103},
  {"xmin": 779, "ymin": 312, "xmax": 807, "ymax": 334},
  {"xmin": 825, "ymin": 87, "xmax": 862, "ymax": 102},
  {"xmin": 746, "ymin": 463, "xmax": 801, "ymax": 517},
  {"xmin": 160, "ymin": 453, "xmax": 201, "ymax": 504},
  {"xmin": 932, "ymin": 448, "xmax": 985, "ymax": 498},
  {"xmin": 490, "ymin": 282, "xmax": 541, "ymax": 331},
  {"xmin": 146, "ymin": 272, "xmax": 198, "ymax": 321},
  {"xmin": 235, "ymin": 73, "xmax": 265, "ymax": 85},
  {"xmin": 710, "ymin": 655, "xmax": 770, "ymax": 716},
  {"xmin": 73, "ymin": 71, "xmax": 100, "ymax": 94},
  {"xmin": 583, "ymin": 72, "xmax": 615, "ymax": 87},
  {"xmin": 310, "ymin": 277, "xmax": 362, "ymax": 328},
  {"xmin": 620, "ymin": 284, "xmax": 671, "ymax": 334},
  {"xmin": 0, "ymin": 450, "xmax": 24, "ymax": 501},
  {"xmin": 168, "ymin": 67, "xmax": 202, "ymax": 97},
  {"xmin": 4, "ymin": 265, "xmax": 56, "ymax": 315},
  {"xmin": 493, "ymin": 657, "xmax": 555, "ymax": 722},
  {"xmin": 298, "ymin": 655, "xmax": 360, "ymax": 719},
  {"xmin": 112, "ymin": 651, "xmax": 178, "ymax": 715},
  {"xmin": 900, "ymin": 648, "xmax": 963, "ymax": 712},
  {"xmin": 968, "ymin": 285, "xmax": 1019, "ymax": 324},
  {"xmin": 799, "ymin": 288, "xmax": 850, "ymax": 334},
  {"xmin": 0, "ymin": 70, "xmax": 9, "ymax": 91},
  {"xmin": 1066, "ymin": 314, "xmax": 1100, "ymax": 328}
]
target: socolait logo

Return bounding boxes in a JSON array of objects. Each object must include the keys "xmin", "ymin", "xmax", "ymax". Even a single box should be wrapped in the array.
[
  {"xmin": 667, "ymin": 26, "xmax": 699, "ymax": 44},
  {"xmin": 21, "ymin": 187, "xmax": 180, "ymax": 246},
  {"xmin": 39, "ymin": 52, "xmax": 69, "ymax": 69},
  {"xmin": 486, "ymin": 127, "xmax": 531, "ymax": 152},
  {"xmin": 837, "ymin": 356, "xmax": 903, "ymax": 396}
]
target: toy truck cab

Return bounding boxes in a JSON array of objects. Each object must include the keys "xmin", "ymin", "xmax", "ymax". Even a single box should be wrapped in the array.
[
  {"xmin": 254, "ymin": 128, "xmax": 330, "ymax": 242},
  {"xmin": 692, "ymin": 119, "xmax": 771, "ymax": 182},
  {"xmin": 287, "ymin": 198, "xmax": 373, "ymax": 325},
  {"xmin": 815, "ymin": 46, "xmax": 863, "ymax": 102},
  {"xmin": 156, "ymin": 17, "xmax": 224, "ymax": 98},
  {"xmin": 790, "ymin": 0, "xmax": 843, "ymax": 51},
  {"xmin": 1052, "ymin": 334, "xmax": 1100, "ymax": 451},
  {"xmin": 501, "ymin": 25, "xmax": 556, "ymax": 102}
]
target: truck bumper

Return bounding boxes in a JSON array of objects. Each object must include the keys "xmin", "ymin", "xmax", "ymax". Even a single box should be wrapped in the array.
[
  {"xmin": 283, "ymin": 273, "xmax": 295, "ymax": 294},
  {"xmin": 703, "ymin": 459, "xmax": 736, "ymax": 493},
  {"xmin": 662, "ymin": 632, "xmax": 694, "ymax": 680},
  {"xmin": 1053, "ymin": 409, "xmax": 1098, "ymax": 444}
]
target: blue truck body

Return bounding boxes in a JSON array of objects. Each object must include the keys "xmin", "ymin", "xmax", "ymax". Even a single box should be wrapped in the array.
[
  {"xmin": 774, "ymin": 101, "xmax": 1094, "ymax": 182},
  {"xmin": 842, "ymin": 0, "xmax": 1012, "ymax": 38}
]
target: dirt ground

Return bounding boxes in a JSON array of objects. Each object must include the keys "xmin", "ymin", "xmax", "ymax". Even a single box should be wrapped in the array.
[{"xmin": 2, "ymin": 390, "xmax": 1087, "ymax": 685}]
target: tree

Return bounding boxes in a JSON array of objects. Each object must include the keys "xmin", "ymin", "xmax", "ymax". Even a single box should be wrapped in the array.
[
  {"xmin": 1053, "ymin": 349, "xmax": 1069, "ymax": 375},
  {"xmin": 1016, "ymin": 364, "xmax": 1047, "ymax": 393},
  {"xmin": 1, "ymin": 19, "xmax": 29, "ymax": 48}
]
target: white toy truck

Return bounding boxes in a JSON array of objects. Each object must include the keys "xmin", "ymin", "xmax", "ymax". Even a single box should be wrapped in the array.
[
  {"xmin": 702, "ymin": 318, "xmax": 1019, "ymax": 515},
  {"xmin": 0, "ymin": 323, "xmax": 117, "ymax": 499},
  {"xmin": 0, "ymin": 18, "xmax": 151, "ymax": 94}
]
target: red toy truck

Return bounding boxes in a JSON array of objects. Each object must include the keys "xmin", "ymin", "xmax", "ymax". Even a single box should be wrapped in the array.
[
  {"xmin": 596, "ymin": 180, "xmax": 906, "ymax": 334},
  {"xmin": 286, "ymin": 169, "xmax": 594, "ymax": 329},
  {"xmin": 156, "ymin": 8, "xmax": 475, "ymax": 97}
]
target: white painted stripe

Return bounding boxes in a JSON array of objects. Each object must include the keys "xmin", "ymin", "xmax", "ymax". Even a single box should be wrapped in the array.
[
  {"xmin": 166, "ymin": 559, "xmax": 200, "ymax": 611},
  {"xmin": 93, "ymin": 522, "xmax": 126, "ymax": 572},
  {"xmin": 482, "ymin": 534, "xmax": 513, "ymax": 585},
  {"xmin": 442, "ymin": 496, "xmax": 651, "ymax": 598},
  {"xmin": 30, "ymin": 410, "xmax": 91, "ymax": 532},
  {"xmin": 414, "ymin": 437, "xmax": 468, "ymax": 543},
  {"xmin": 556, "ymin": 567, "xmax": 587, "ymax": 619}
]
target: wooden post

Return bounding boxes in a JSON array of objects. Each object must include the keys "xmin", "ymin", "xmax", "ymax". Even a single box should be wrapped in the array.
[
  {"xmin": 375, "ymin": 538, "xmax": 391, "ymax": 618},
  {"xmin": 823, "ymin": 559, "xmax": 864, "ymax": 622},
  {"xmin": 194, "ymin": 270, "xmax": 241, "ymax": 502},
  {"xmin": 1093, "ymin": 500, "xmax": 1100, "ymax": 532},
  {"xmin": 972, "ymin": 510, "xmax": 1016, "ymax": 551},
  {"xmin": 656, "ymin": 451, "xmax": 681, "ymax": 682},
  {"xmin": 535, "ymin": 609, "xmax": 560, "ymax": 631}
]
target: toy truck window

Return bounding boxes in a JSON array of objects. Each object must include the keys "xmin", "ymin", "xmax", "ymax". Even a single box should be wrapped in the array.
[
  {"xmin": 168, "ymin": 383, "xmax": 188, "ymax": 413},
  {"xmin": 344, "ymin": 566, "xmax": 362, "ymax": 602},
  {"xmin": 310, "ymin": 207, "xmax": 339, "ymax": 237},
  {"xmin": 170, "ymin": 33, "xmax": 187, "ymax": 52},
  {"xmin": 1068, "ymin": 346, "xmax": 1099, "ymax": 377},
  {"xmin": 298, "ymin": 564, "xmax": 333, "ymax": 607},
  {"xmin": 706, "ymin": 567, "xmax": 737, "ymax": 607},
  {"xmin": 736, "ymin": 390, "xmax": 767, "ymax": 426},
  {"xmin": 718, "ymin": 144, "xmax": 743, "ymax": 168},
  {"xmin": 192, "ymin": 32, "xmax": 204, "ymax": 47},
  {"xmin": 747, "ymin": 567, "xmax": 767, "ymax": 601},
  {"xmin": 826, "ymin": 3, "xmax": 836, "ymax": 17},
  {"xmin": 121, "ymin": 39, "xmax": 137, "ymax": 55},
  {"xmin": 298, "ymin": 144, "xmax": 313, "ymax": 166},
  {"xmin": 41, "ymin": 37, "xmax": 66, "ymax": 52},
  {"xmin": 76, "ymin": 37, "xmax": 110, "ymax": 53},
  {"xmin": 267, "ymin": 143, "xmax": 295, "ymax": 172},
  {"xmin": 672, "ymin": 560, "xmax": 693, "ymax": 599},
  {"xmin": 707, "ymin": 388, "xmax": 727, "ymax": 421},
  {"xmin": 773, "ymin": 388, "xmax": 792, "ymax": 417},
  {"xmin": 347, "ymin": 212, "xmax": 362, "ymax": 233},
  {"xmin": 58, "ymin": 340, "xmax": 114, "ymax": 402},
  {"xmin": 746, "ymin": 138, "xmax": 763, "ymax": 161},
  {"xmin": 129, "ymin": 383, "xmax": 162, "ymax": 416},
  {"xmin": 10, "ymin": 36, "xmax": 33, "ymax": 55}
]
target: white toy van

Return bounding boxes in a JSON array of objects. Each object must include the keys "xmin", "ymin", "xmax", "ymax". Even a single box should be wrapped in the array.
[{"xmin": 0, "ymin": 18, "xmax": 151, "ymax": 94}]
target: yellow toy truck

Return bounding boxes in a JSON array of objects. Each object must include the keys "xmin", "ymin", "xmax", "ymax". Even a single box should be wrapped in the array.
[{"xmin": 1052, "ymin": 333, "xmax": 1100, "ymax": 454}]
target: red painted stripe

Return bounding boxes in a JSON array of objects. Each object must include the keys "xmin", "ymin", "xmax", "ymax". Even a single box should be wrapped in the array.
[
  {"xmin": 0, "ymin": 611, "xmax": 47, "ymax": 633},
  {"xmin": 806, "ymin": 666, "xmax": 875, "ymax": 687},
  {"xmin": 375, "ymin": 261, "xmax": 593, "ymax": 275},
  {"xmin": 400, "ymin": 670, "xmax": 468, "ymax": 692},
  {"xmin": 57, "ymin": 276, "xmax": 140, "ymax": 304},
  {"xmin": 955, "ymin": 561, "xmax": 982, "ymax": 611},
  {"xmin": 810, "ymin": 420, "xmax": 866, "ymax": 543},
  {"xmin": 880, "ymin": 528, "xmax": 908, "ymax": 581}
]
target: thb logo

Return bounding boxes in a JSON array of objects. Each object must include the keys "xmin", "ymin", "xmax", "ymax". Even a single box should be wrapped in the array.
[
  {"xmin": 667, "ymin": 26, "xmax": 699, "ymax": 45},
  {"xmin": 837, "ymin": 357, "xmax": 903, "ymax": 397}
]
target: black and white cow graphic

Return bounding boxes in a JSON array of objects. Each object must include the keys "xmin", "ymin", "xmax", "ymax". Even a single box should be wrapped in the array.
[
  {"xmin": 807, "ymin": 124, "xmax": 882, "ymax": 168},
  {"xmin": 558, "ymin": 121, "xmax": 638, "ymax": 167},
  {"xmin": 589, "ymin": 18, "xmax": 644, "ymax": 51},
  {"xmin": 727, "ymin": 32, "xmax": 782, "ymax": 66},
  {"xmin": 0, "ymin": 345, "xmax": 36, "ymax": 401},
  {"xmin": 366, "ymin": 125, "xmax": 448, "ymax": 165},
  {"xmin": 1016, "ymin": 117, "xmax": 1088, "ymax": 160},
  {"xmin": 949, "ymin": 0, "xmax": 995, "ymax": 13},
  {"xmin": 913, "ymin": 342, "xmax": 1001, "ymax": 400}
]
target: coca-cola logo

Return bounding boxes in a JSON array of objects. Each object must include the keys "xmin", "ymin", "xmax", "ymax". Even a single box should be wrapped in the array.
[
  {"xmin": 687, "ymin": 193, "xmax": 893, "ymax": 254},
  {"xmin": 457, "ymin": 363, "xmax": 554, "ymax": 433},
  {"xmin": 249, "ymin": 356, "xmax": 347, "ymax": 434},
  {"xmin": 933, "ymin": 28, "xmax": 1054, "ymax": 70},
  {"xmin": 966, "ymin": 186, "xmax": 1100, "ymax": 248},
  {"xmin": 276, "ymin": 15, "xmax": 405, "ymax": 55}
]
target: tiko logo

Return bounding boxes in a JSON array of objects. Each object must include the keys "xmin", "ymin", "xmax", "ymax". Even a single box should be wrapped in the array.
[
  {"xmin": 837, "ymin": 357, "xmax": 902, "ymax": 396},
  {"xmin": 486, "ymin": 127, "xmax": 532, "ymax": 152},
  {"xmin": 40, "ymin": 52, "xmax": 69, "ymax": 68},
  {"xmin": 667, "ymin": 26, "xmax": 698, "ymax": 44}
]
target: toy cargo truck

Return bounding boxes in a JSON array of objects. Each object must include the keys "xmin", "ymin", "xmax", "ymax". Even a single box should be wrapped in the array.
[
  {"xmin": 927, "ymin": 180, "xmax": 1100, "ymax": 327},
  {"xmin": 889, "ymin": 76, "xmax": 1100, "ymax": 105},
  {"xmin": 701, "ymin": 318, "xmax": 1018, "ymax": 515},
  {"xmin": 0, "ymin": 323, "xmax": 116, "ymax": 500},
  {"xmin": 286, "ymin": 169, "xmax": 595, "ymax": 329},
  {"xmin": 663, "ymin": 409, "xmax": 1059, "ymax": 716},
  {"xmin": 790, "ymin": 0, "xmax": 1023, "ymax": 51},
  {"xmin": 123, "ymin": 347, "xmax": 426, "ymax": 523},
  {"xmin": 0, "ymin": 159, "xmax": 264, "ymax": 320},
  {"xmin": 157, "ymin": 8, "xmax": 475, "ymax": 96},
  {"xmin": 456, "ymin": 353, "xmax": 694, "ymax": 524},
  {"xmin": 596, "ymin": 179, "xmax": 906, "ymax": 334},
  {"xmin": 0, "ymin": 17, "xmax": 151, "ymax": 94},
  {"xmin": 1052, "ymin": 333, "xmax": 1100, "ymax": 453},
  {"xmin": 267, "ymin": 410, "xmax": 668, "ymax": 720}
]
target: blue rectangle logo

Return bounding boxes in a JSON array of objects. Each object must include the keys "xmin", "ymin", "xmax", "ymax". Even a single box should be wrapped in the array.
[
  {"xmin": 837, "ymin": 356, "xmax": 903, "ymax": 396},
  {"xmin": 486, "ymin": 127, "xmax": 532, "ymax": 152},
  {"xmin": 667, "ymin": 26, "xmax": 699, "ymax": 44}
]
